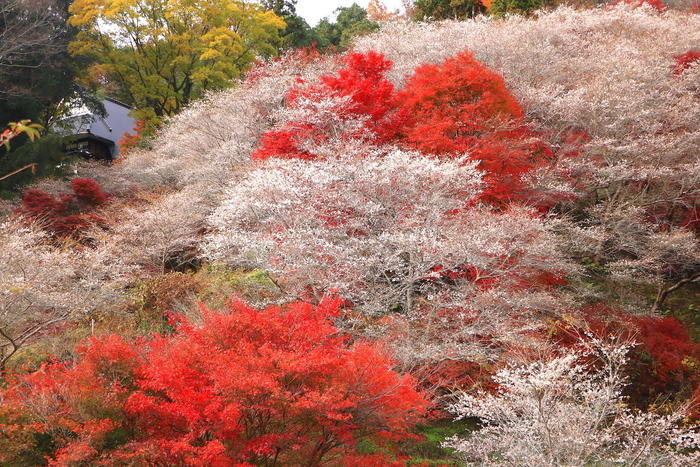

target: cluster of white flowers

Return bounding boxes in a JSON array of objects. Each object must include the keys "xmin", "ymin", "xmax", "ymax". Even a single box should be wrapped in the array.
[
  {"xmin": 204, "ymin": 148, "xmax": 577, "ymax": 364},
  {"xmin": 0, "ymin": 220, "xmax": 130, "ymax": 370},
  {"xmin": 445, "ymin": 337, "xmax": 700, "ymax": 465},
  {"xmin": 358, "ymin": 5, "xmax": 700, "ymax": 311}
]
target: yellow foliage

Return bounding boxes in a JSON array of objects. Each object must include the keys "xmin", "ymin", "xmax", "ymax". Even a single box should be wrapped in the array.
[{"xmin": 68, "ymin": 0, "xmax": 284, "ymax": 123}]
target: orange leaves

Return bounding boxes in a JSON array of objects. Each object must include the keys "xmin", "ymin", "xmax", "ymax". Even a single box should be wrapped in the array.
[
  {"xmin": 118, "ymin": 119, "xmax": 147, "ymax": 155},
  {"xmin": 0, "ymin": 297, "xmax": 428, "ymax": 464}
]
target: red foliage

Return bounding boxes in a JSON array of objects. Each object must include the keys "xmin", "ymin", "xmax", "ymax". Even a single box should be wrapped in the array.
[
  {"xmin": 118, "ymin": 119, "xmax": 146, "ymax": 155},
  {"xmin": 71, "ymin": 178, "xmax": 108, "ymax": 204},
  {"xmin": 316, "ymin": 51, "xmax": 402, "ymax": 143},
  {"xmin": 614, "ymin": 0, "xmax": 667, "ymax": 11},
  {"xmin": 254, "ymin": 50, "xmax": 561, "ymax": 208},
  {"xmin": 0, "ymin": 298, "xmax": 428, "ymax": 465},
  {"xmin": 673, "ymin": 50, "xmax": 700, "ymax": 75},
  {"xmin": 253, "ymin": 51, "xmax": 401, "ymax": 161},
  {"xmin": 395, "ymin": 52, "xmax": 553, "ymax": 206},
  {"xmin": 550, "ymin": 304, "xmax": 699, "ymax": 409},
  {"xmin": 15, "ymin": 178, "xmax": 108, "ymax": 237}
]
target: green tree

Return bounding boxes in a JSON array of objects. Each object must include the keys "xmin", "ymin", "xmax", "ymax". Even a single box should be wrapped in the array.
[
  {"xmin": 0, "ymin": 1, "xmax": 92, "ymax": 194},
  {"xmin": 261, "ymin": 0, "xmax": 296, "ymax": 15},
  {"xmin": 68, "ymin": 0, "xmax": 285, "ymax": 125},
  {"xmin": 336, "ymin": 3, "xmax": 380, "ymax": 48},
  {"xmin": 281, "ymin": 14, "xmax": 320, "ymax": 49},
  {"xmin": 413, "ymin": 0, "xmax": 485, "ymax": 20},
  {"xmin": 262, "ymin": 0, "xmax": 319, "ymax": 49},
  {"xmin": 490, "ymin": 0, "xmax": 542, "ymax": 17},
  {"xmin": 0, "ymin": 135, "xmax": 74, "ymax": 197},
  {"xmin": 312, "ymin": 3, "xmax": 379, "ymax": 50},
  {"xmin": 0, "ymin": 0, "xmax": 86, "ymax": 128}
]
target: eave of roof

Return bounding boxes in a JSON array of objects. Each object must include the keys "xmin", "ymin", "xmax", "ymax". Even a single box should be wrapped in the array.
[
  {"xmin": 66, "ymin": 133, "xmax": 116, "ymax": 146},
  {"xmin": 103, "ymin": 96, "xmax": 134, "ymax": 110}
]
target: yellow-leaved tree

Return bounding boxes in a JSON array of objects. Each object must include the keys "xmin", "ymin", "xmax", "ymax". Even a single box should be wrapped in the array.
[{"xmin": 68, "ymin": 0, "xmax": 285, "ymax": 126}]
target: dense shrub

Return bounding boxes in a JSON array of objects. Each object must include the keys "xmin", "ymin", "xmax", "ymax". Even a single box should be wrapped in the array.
[
  {"xmin": 550, "ymin": 305, "xmax": 700, "ymax": 408},
  {"xmin": 16, "ymin": 177, "xmax": 108, "ymax": 237},
  {"xmin": 0, "ymin": 297, "xmax": 428, "ymax": 465},
  {"xmin": 395, "ymin": 51, "xmax": 553, "ymax": 206}
]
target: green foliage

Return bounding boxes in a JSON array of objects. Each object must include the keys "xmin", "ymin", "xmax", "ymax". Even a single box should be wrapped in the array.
[
  {"xmin": 282, "ymin": 13, "xmax": 321, "ymax": 49},
  {"xmin": 491, "ymin": 0, "xmax": 543, "ymax": 17},
  {"xmin": 262, "ymin": 0, "xmax": 297, "ymax": 15},
  {"xmin": 0, "ymin": 135, "xmax": 75, "ymax": 197},
  {"xmin": 260, "ymin": 0, "xmax": 319, "ymax": 49},
  {"xmin": 413, "ymin": 0, "xmax": 486, "ymax": 21},
  {"xmin": 127, "ymin": 266, "xmax": 283, "ymax": 335},
  {"xmin": 354, "ymin": 417, "xmax": 476, "ymax": 464},
  {"xmin": 194, "ymin": 265, "xmax": 283, "ymax": 309},
  {"xmin": 337, "ymin": 3, "xmax": 381, "ymax": 48},
  {"xmin": 312, "ymin": 3, "xmax": 380, "ymax": 50},
  {"xmin": 403, "ymin": 419, "xmax": 477, "ymax": 464}
]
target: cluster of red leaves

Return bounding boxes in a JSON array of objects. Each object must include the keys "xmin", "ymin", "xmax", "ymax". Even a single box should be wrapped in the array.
[
  {"xmin": 253, "ymin": 51, "xmax": 401, "ymax": 161},
  {"xmin": 614, "ymin": 0, "xmax": 667, "ymax": 11},
  {"xmin": 16, "ymin": 178, "xmax": 108, "ymax": 237},
  {"xmin": 118, "ymin": 120, "xmax": 147, "ymax": 155},
  {"xmin": 673, "ymin": 50, "xmax": 700, "ymax": 75},
  {"xmin": 254, "ymin": 50, "xmax": 559, "ymax": 208},
  {"xmin": 395, "ymin": 52, "xmax": 553, "ymax": 207},
  {"xmin": 645, "ymin": 197, "xmax": 699, "ymax": 233},
  {"xmin": 0, "ymin": 298, "xmax": 428, "ymax": 466},
  {"xmin": 549, "ymin": 304, "xmax": 700, "ymax": 410}
]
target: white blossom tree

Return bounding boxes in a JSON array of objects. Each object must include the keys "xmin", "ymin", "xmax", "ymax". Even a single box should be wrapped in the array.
[
  {"xmin": 204, "ymin": 148, "xmax": 577, "ymax": 366},
  {"xmin": 445, "ymin": 337, "xmax": 700, "ymax": 465},
  {"xmin": 0, "ymin": 220, "xmax": 128, "ymax": 371},
  {"xmin": 354, "ymin": 5, "xmax": 700, "ymax": 309}
]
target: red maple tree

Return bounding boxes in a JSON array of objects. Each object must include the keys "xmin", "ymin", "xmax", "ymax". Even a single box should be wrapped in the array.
[
  {"xmin": 395, "ymin": 52, "xmax": 553, "ymax": 206},
  {"xmin": 0, "ymin": 297, "xmax": 428, "ymax": 465},
  {"xmin": 254, "ymin": 50, "xmax": 556, "ymax": 208},
  {"xmin": 16, "ymin": 178, "xmax": 108, "ymax": 237}
]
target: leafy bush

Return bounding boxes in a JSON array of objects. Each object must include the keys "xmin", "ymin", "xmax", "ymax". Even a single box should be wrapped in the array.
[
  {"xmin": 0, "ymin": 297, "xmax": 429, "ymax": 465},
  {"xmin": 16, "ymin": 177, "xmax": 108, "ymax": 237},
  {"xmin": 395, "ymin": 51, "xmax": 553, "ymax": 206}
]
